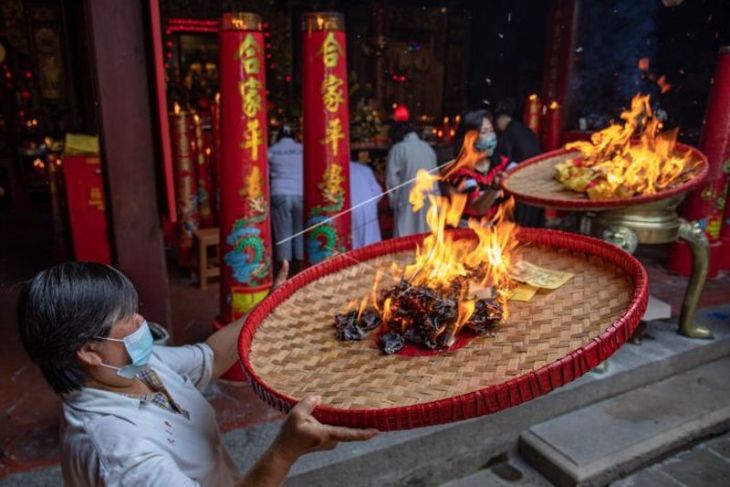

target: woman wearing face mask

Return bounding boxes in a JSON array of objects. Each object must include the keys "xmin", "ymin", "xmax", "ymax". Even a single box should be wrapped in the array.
[
  {"xmin": 445, "ymin": 110, "xmax": 511, "ymax": 225},
  {"xmin": 17, "ymin": 262, "xmax": 377, "ymax": 486}
]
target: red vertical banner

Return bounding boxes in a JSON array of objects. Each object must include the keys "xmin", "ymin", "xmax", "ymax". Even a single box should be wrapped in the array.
[
  {"xmin": 218, "ymin": 13, "xmax": 273, "ymax": 323},
  {"xmin": 62, "ymin": 156, "xmax": 112, "ymax": 264},
  {"xmin": 301, "ymin": 12, "xmax": 352, "ymax": 265},
  {"xmin": 170, "ymin": 105, "xmax": 199, "ymax": 267},
  {"xmin": 192, "ymin": 113, "xmax": 215, "ymax": 228}
]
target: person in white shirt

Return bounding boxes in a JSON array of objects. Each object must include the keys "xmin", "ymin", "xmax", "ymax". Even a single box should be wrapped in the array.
[
  {"xmin": 349, "ymin": 161, "xmax": 383, "ymax": 249},
  {"xmin": 385, "ymin": 123, "xmax": 440, "ymax": 237},
  {"xmin": 268, "ymin": 125, "xmax": 304, "ymax": 272},
  {"xmin": 17, "ymin": 262, "xmax": 377, "ymax": 486}
]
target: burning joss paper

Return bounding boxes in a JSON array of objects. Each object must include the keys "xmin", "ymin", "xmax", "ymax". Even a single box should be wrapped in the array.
[
  {"xmin": 555, "ymin": 94, "xmax": 701, "ymax": 200},
  {"xmin": 335, "ymin": 168, "xmax": 520, "ymax": 355}
]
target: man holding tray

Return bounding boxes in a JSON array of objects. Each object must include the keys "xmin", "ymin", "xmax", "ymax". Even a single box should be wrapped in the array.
[{"xmin": 17, "ymin": 261, "xmax": 378, "ymax": 486}]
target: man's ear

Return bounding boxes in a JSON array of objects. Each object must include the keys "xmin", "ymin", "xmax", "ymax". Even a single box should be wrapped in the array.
[{"xmin": 77, "ymin": 342, "xmax": 103, "ymax": 367}]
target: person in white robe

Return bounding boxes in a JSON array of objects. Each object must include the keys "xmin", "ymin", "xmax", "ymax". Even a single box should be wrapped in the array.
[
  {"xmin": 385, "ymin": 125, "xmax": 440, "ymax": 237},
  {"xmin": 349, "ymin": 161, "xmax": 383, "ymax": 249}
]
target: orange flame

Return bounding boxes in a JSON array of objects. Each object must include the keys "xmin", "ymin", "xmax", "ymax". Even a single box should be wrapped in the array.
[
  {"xmin": 382, "ymin": 297, "xmax": 393, "ymax": 323},
  {"xmin": 403, "ymin": 170, "xmax": 519, "ymax": 315},
  {"xmin": 558, "ymin": 94, "xmax": 694, "ymax": 199},
  {"xmin": 638, "ymin": 57, "xmax": 650, "ymax": 71},
  {"xmin": 349, "ymin": 135, "xmax": 519, "ymax": 345},
  {"xmin": 443, "ymin": 130, "xmax": 486, "ymax": 178}
]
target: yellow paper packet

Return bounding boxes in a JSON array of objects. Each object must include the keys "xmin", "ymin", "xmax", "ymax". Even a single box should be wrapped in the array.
[
  {"xmin": 510, "ymin": 261, "xmax": 574, "ymax": 290},
  {"xmin": 508, "ymin": 283, "xmax": 539, "ymax": 302}
]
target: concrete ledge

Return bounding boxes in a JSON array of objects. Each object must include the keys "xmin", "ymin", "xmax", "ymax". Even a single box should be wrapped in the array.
[{"xmin": 519, "ymin": 357, "xmax": 730, "ymax": 487}]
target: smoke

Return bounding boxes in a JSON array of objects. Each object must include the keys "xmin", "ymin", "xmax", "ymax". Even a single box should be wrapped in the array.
[{"xmin": 572, "ymin": 0, "xmax": 659, "ymax": 120}]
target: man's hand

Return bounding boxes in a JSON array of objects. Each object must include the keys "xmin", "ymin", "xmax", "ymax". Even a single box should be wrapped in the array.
[
  {"xmin": 239, "ymin": 395, "xmax": 379, "ymax": 487},
  {"xmin": 273, "ymin": 395, "xmax": 379, "ymax": 461},
  {"xmin": 273, "ymin": 260, "xmax": 289, "ymax": 289}
]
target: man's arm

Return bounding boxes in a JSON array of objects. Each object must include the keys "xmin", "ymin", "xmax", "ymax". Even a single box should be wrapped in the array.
[
  {"xmin": 238, "ymin": 396, "xmax": 378, "ymax": 487},
  {"xmin": 206, "ymin": 261, "xmax": 289, "ymax": 379}
]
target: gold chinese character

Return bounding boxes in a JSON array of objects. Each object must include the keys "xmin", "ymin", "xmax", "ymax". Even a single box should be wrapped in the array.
[
  {"xmin": 235, "ymin": 34, "xmax": 260, "ymax": 74},
  {"xmin": 243, "ymin": 119, "xmax": 262, "ymax": 160},
  {"xmin": 318, "ymin": 32, "xmax": 342, "ymax": 68},
  {"xmin": 321, "ymin": 74, "xmax": 344, "ymax": 113},
  {"xmin": 321, "ymin": 118, "xmax": 345, "ymax": 156},
  {"xmin": 239, "ymin": 77, "xmax": 262, "ymax": 117}
]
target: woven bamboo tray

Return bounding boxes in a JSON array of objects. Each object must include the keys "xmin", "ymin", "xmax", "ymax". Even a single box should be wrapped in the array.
[
  {"xmin": 239, "ymin": 228, "xmax": 648, "ymax": 430},
  {"xmin": 501, "ymin": 143, "xmax": 708, "ymax": 211}
]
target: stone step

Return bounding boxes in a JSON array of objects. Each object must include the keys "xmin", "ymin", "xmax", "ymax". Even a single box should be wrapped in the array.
[
  {"xmin": 519, "ymin": 356, "xmax": 730, "ymax": 487},
  {"xmin": 441, "ymin": 450, "xmax": 552, "ymax": 487}
]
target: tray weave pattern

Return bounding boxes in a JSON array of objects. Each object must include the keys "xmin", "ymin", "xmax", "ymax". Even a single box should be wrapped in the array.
[
  {"xmin": 240, "ymin": 229, "xmax": 648, "ymax": 430},
  {"xmin": 501, "ymin": 144, "xmax": 708, "ymax": 210}
]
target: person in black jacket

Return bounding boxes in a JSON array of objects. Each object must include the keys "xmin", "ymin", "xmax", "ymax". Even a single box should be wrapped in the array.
[{"xmin": 494, "ymin": 98, "xmax": 545, "ymax": 228}]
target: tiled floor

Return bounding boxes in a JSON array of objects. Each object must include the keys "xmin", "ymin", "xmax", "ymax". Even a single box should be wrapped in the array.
[{"xmin": 1, "ymin": 209, "xmax": 729, "ymax": 478}]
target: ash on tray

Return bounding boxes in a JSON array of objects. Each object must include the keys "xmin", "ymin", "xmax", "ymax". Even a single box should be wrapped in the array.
[{"xmin": 335, "ymin": 278, "xmax": 504, "ymax": 355}]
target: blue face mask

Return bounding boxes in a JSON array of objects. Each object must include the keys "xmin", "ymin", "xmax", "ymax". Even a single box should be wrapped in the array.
[
  {"xmin": 475, "ymin": 133, "xmax": 498, "ymax": 153},
  {"xmin": 97, "ymin": 320, "xmax": 154, "ymax": 379}
]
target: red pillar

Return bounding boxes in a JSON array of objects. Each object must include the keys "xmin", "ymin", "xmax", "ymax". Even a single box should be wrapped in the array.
[
  {"xmin": 301, "ymin": 12, "xmax": 352, "ymax": 266},
  {"xmin": 218, "ymin": 13, "xmax": 273, "ymax": 323},
  {"xmin": 540, "ymin": 0, "xmax": 579, "ymax": 149},
  {"xmin": 670, "ymin": 46, "xmax": 730, "ymax": 278}
]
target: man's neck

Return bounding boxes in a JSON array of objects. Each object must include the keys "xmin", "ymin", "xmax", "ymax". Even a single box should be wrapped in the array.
[{"xmin": 85, "ymin": 374, "xmax": 152, "ymax": 395}]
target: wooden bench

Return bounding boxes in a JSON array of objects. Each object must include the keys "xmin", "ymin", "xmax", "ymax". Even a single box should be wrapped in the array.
[{"xmin": 192, "ymin": 227, "xmax": 220, "ymax": 289}]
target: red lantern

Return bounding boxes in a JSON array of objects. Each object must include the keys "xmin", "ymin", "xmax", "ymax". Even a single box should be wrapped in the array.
[
  {"xmin": 218, "ymin": 13, "xmax": 273, "ymax": 322},
  {"xmin": 301, "ymin": 12, "xmax": 352, "ymax": 265},
  {"xmin": 169, "ymin": 104, "xmax": 199, "ymax": 267},
  {"xmin": 393, "ymin": 103, "xmax": 410, "ymax": 122}
]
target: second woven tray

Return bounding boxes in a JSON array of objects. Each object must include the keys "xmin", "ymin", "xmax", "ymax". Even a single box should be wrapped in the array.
[
  {"xmin": 501, "ymin": 143, "xmax": 708, "ymax": 210},
  {"xmin": 239, "ymin": 228, "xmax": 648, "ymax": 430}
]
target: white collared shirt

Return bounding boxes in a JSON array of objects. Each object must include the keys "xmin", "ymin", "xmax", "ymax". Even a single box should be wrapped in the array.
[
  {"xmin": 61, "ymin": 344, "xmax": 238, "ymax": 486},
  {"xmin": 268, "ymin": 137, "xmax": 304, "ymax": 196}
]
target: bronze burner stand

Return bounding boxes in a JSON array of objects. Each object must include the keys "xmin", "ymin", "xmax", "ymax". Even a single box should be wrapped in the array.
[{"xmin": 582, "ymin": 194, "xmax": 712, "ymax": 339}]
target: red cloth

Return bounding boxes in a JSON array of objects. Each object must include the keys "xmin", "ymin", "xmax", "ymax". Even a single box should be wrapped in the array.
[{"xmin": 447, "ymin": 155, "xmax": 510, "ymax": 218}]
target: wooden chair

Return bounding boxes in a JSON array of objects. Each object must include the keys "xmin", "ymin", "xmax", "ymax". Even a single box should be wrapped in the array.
[{"xmin": 193, "ymin": 228, "xmax": 220, "ymax": 289}]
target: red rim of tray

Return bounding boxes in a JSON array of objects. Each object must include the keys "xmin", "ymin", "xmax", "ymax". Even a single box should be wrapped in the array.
[
  {"xmin": 500, "ymin": 143, "xmax": 708, "ymax": 210},
  {"xmin": 238, "ymin": 228, "xmax": 648, "ymax": 430}
]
